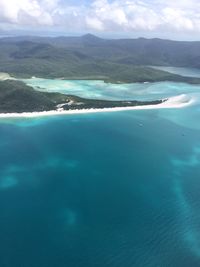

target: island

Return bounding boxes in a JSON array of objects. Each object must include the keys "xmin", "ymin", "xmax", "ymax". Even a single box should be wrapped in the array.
[
  {"xmin": 1, "ymin": 35, "xmax": 200, "ymax": 84},
  {"xmin": 0, "ymin": 80, "xmax": 165, "ymax": 114}
]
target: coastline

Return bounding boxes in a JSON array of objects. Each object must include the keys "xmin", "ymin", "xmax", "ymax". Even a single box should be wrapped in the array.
[{"xmin": 0, "ymin": 94, "xmax": 193, "ymax": 118}]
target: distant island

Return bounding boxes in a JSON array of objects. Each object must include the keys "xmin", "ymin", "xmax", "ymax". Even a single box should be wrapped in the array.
[
  {"xmin": 1, "ymin": 34, "xmax": 200, "ymax": 84},
  {"xmin": 0, "ymin": 80, "xmax": 165, "ymax": 114}
]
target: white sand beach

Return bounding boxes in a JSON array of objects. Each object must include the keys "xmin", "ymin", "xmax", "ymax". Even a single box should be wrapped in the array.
[
  {"xmin": 0, "ymin": 94, "xmax": 194, "ymax": 119},
  {"xmin": 0, "ymin": 72, "xmax": 14, "ymax": 81}
]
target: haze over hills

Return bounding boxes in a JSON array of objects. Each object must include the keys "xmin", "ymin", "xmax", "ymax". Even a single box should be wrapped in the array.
[{"xmin": 1, "ymin": 34, "xmax": 200, "ymax": 83}]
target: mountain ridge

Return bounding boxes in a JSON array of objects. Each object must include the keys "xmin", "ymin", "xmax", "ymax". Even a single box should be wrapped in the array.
[{"xmin": 1, "ymin": 34, "xmax": 200, "ymax": 82}]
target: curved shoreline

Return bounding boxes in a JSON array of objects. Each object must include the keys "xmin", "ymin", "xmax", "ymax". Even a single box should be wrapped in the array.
[{"xmin": 0, "ymin": 95, "xmax": 193, "ymax": 119}]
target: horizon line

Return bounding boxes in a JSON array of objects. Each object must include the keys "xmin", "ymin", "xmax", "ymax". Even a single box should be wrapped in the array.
[{"xmin": 1, "ymin": 33, "xmax": 200, "ymax": 42}]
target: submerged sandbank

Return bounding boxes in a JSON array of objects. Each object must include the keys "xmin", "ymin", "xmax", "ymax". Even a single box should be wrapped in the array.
[{"xmin": 0, "ymin": 94, "xmax": 194, "ymax": 119}]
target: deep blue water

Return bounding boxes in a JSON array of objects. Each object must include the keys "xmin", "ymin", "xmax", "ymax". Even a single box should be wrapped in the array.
[{"xmin": 1, "ymin": 76, "xmax": 200, "ymax": 266}]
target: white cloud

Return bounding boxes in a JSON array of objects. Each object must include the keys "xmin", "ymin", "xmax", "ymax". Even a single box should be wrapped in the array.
[
  {"xmin": 86, "ymin": 17, "xmax": 104, "ymax": 31},
  {"xmin": 162, "ymin": 8, "xmax": 194, "ymax": 31},
  {"xmin": 0, "ymin": 0, "xmax": 54, "ymax": 25},
  {"xmin": 0, "ymin": 0, "xmax": 200, "ymax": 35}
]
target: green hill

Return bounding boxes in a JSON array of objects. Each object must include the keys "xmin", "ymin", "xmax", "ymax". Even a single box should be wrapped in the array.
[{"xmin": 1, "ymin": 35, "xmax": 200, "ymax": 83}]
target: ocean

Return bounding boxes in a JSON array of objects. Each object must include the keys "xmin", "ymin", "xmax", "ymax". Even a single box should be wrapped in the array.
[{"xmin": 1, "ymin": 68, "xmax": 200, "ymax": 266}]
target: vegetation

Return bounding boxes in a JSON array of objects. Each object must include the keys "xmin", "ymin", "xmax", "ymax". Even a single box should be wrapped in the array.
[
  {"xmin": 1, "ymin": 35, "xmax": 200, "ymax": 83},
  {"xmin": 0, "ymin": 80, "xmax": 164, "ymax": 113},
  {"xmin": 0, "ymin": 80, "xmax": 67, "ymax": 112}
]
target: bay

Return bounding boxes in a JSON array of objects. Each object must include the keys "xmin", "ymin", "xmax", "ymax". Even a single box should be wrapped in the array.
[{"xmin": 1, "ymin": 76, "xmax": 200, "ymax": 266}]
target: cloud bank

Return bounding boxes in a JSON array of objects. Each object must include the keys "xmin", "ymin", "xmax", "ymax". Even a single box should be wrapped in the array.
[{"xmin": 0, "ymin": 0, "xmax": 200, "ymax": 35}]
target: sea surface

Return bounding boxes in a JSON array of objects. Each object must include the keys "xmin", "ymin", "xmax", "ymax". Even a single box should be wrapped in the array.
[
  {"xmin": 1, "ymin": 68, "xmax": 200, "ymax": 266},
  {"xmin": 151, "ymin": 66, "xmax": 200, "ymax": 78}
]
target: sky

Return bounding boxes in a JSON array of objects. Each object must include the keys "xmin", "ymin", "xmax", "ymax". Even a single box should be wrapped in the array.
[{"xmin": 0, "ymin": 0, "xmax": 200, "ymax": 40}]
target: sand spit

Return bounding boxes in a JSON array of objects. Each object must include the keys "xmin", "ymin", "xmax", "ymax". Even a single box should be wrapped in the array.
[{"xmin": 0, "ymin": 94, "xmax": 193, "ymax": 119}]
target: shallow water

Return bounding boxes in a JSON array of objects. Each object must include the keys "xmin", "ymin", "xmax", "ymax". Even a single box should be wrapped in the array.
[
  {"xmin": 1, "ymin": 78, "xmax": 200, "ymax": 266},
  {"xmin": 22, "ymin": 77, "xmax": 200, "ymax": 101},
  {"xmin": 151, "ymin": 66, "xmax": 200, "ymax": 78}
]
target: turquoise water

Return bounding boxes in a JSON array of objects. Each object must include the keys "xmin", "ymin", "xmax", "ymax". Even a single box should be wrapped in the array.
[
  {"xmin": 1, "ymin": 77, "xmax": 200, "ymax": 266},
  {"xmin": 151, "ymin": 66, "xmax": 200, "ymax": 78},
  {"xmin": 23, "ymin": 77, "xmax": 200, "ymax": 101}
]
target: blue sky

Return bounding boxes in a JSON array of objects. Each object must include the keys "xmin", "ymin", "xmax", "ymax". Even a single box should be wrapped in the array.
[{"xmin": 0, "ymin": 0, "xmax": 200, "ymax": 40}]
